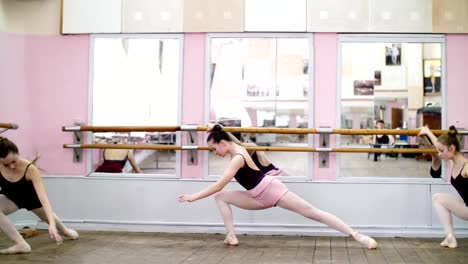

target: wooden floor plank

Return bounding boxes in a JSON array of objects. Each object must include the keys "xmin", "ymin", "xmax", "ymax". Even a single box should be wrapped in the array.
[
  {"xmin": 295, "ymin": 236, "xmax": 316, "ymax": 263},
  {"xmin": 379, "ymin": 247, "xmax": 405, "ymax": 264},
  {"xmin": 331, "ymin": 247, "xmax": 350, "ymax": 264},
  {"xmin": 395, "ymin": 247, "xmax": 424, "ymax": 264},
  {"xmin": 347, "ymin": 248, "xmax": 368, "ymax": 264},
  {"xmin": 1, "ymin": 231, "xmax": 467, "ymax": 264},
  {"xmin": 364, "ymin": 249, "xmax": 387, "ymax": 264}
]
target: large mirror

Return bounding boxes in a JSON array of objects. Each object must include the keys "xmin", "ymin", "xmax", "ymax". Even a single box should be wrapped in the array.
[
  {"xmin": 90, "ymin": 36, "xmax": 182, "ymax": 176},
  {"xmin": 207, "ymin": 34, "xmax": 312, "ymax": 177},
  {"xmin": 338, "ymin": 35, "xmax": 444, "ymax": 178}
]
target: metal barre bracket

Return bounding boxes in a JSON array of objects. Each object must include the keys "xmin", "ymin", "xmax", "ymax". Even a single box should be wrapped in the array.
[
  {"xmin": 180, "ymin": 125, "xmax": 198, "ymax": 131},
  {"xmin": 72, "ymin": 122, "xmax": 84, "ymax": 162},
  {"xmin": 63, "ymin": 126, "xmax": 81, "ymax": 132},
  {"xmin": 316, "ymin": 127, "xmax": 333, "ymax": 133},
  {"xmin": 187, "ymin": 125, "xmax": 198, "ymax": 165},
  {"xmin": 319, "ymin": 127, "xmax": 330, "ymax": 168},
  {"xmin": 0, "ymin": 123, "xmax": 19, "ymax": 134}
]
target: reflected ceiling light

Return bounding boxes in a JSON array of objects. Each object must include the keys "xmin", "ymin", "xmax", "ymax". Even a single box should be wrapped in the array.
[
  {"xmin": 381, "ymin": 11, "xmax": 391, "ymax": 20},
  {"xmin": 160, "ymin": 11, "xmax": 171, "ymax": 21},
  {"xmin": 133, "ymin": 11, "xmax": 143, "ymax": 21},
  {"xmin": 319, "ymin": 11, "xmax": 329, "ymax": 20}
]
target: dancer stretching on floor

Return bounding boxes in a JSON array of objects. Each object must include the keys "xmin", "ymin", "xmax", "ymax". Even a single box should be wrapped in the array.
[{"xmin": 0, "ymin": 137, "xmax": 78, "ymax": 254}]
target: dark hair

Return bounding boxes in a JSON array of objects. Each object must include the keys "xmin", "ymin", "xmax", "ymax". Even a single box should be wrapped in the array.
[
  {"xmin": 438, "ymin": 125, "xmax": 462, "ymax": 152},
  {"xmin": 207, "ymin": 124, "xmax": 232, "ymax": 144},
  {"xmin": 376, "ymin": 120, "xmax": 385, "ymax": 124},
  {"xmin": 0, "ymin": 137, "xmax": 19, "ymax": 158}
]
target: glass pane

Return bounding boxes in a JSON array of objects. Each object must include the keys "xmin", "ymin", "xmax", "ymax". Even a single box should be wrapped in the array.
[
  {"xmin": 208, "ymin": 36, "xmax": 311, "ymax": 177},
  {"xmin": 91, "ymin": 37, "xmax": 181, "ymax": 175},
  {"xmin": 339, "ymin": 40, "xmax": 443, "ymax": 178}
]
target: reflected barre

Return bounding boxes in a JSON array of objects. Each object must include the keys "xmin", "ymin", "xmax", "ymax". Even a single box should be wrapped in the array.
[
  {"xmin": 63, "ymin": 144, "xmax": 439, "ymax": 154},
  {"xmin": 60, "ymin": 125, "xmax": 462, "ymax": 136},
  {"xmin": 62, "ymin": 125, "xmax": 201, "ymax": 133},
  {"xmin": 0, "ymin": 123, "xmax": 19, "ymax": 133}
]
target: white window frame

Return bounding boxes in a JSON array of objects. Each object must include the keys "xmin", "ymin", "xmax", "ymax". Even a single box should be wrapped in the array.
[
  {"xmin": 204, "ymin": 33, "xmax": 315, "ymax": 182},
  {"xmin": 87, "ymin": 34, "xmax": 184, "ymax": 179},
  {"xmin": 336, "ymin": 34, "xmax": 446, "ymax": 183}
]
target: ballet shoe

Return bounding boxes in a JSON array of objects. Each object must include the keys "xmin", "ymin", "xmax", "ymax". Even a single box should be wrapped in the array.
[
  {"xmin": 352, "ymin": 231, "xmax": 378, "ymax": 249},
  {"xmin": 61, "ymin": 228, "xmax": 79, "ymax": 240},
  {"xmin": 19, "ymin": 227, "xmax": 39, "ymax": 239},
  {"xmin": 0, "ymin": 239, "xmax": 31, "ymax": 254},
  {"xmin": 440, "ymin": 233, "xmax": 457, "ymax": 248},
  {"xmin": 223, "ymin": 233, "xmax": 239, "ymax": 246}
]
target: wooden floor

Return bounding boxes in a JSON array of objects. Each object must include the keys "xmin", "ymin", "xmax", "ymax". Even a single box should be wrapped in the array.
[{"xmin": 1, "ymin": 231, "xmax": 467, "ymax": 264}]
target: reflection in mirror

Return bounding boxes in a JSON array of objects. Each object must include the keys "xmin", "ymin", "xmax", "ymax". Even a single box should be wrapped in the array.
[
  {"xmin": 339, "ymin": 37, "xmax": 444, "ymax": 178},
  {"xmin": 91, "ymin": 37, "xmax": 181, "ymax": 175},
  {"xmin": 208, "ymin": 36, "xmax": 312, "ymax": 177}
]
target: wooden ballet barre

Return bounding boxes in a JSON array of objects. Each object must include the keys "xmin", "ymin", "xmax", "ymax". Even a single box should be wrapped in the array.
[
  {"xmin": 60, "ymin": 125, "xmax": 459, "ymax": 136},
  {"xmin": 61, "ymin": 125, "xmax": 318, "ymax": 134},
  {"xmin": 63, "ymin": 144, "xmax": 207, "ymax": 151},
  {"xmin": 62, "ymin": 125, "xmax": 199, "ymax": 133},
  {"xmin": 0, "ymin": 123, "xmax": 18, "ymax": 129},
  {"xmin": 63, "ymin": 144, "xmax": 439, "ymax": 154},
  {"xmin": 331, "ymin": 128, "xmax": 448, "ymax": 136}
]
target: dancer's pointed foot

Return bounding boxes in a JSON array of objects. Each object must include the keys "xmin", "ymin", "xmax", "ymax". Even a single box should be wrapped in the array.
[
  {"xmin": 223, "ymin": 232, "xmax": 239, "ymax": 246},
  {"xmin": 0, "ymin": 239, "xmax": 31, "ymax": 254},
  {"xmin": 61, "ymin": 228, "xmax": 79, "ymax": 240},
  {"xmin": 352, "ymin": 231, "xmax": 378, "ymax": 249},
  {"xmin": 440, "ymin": 233, "xmax": 457, "ymax": 248}
]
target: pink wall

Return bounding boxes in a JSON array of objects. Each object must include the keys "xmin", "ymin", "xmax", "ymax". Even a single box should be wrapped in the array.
[
  {"xmin": 181, "ymin": 34, "xmax": 206, "ymax": 179},
  {"xmin": 2, "ymin": 32, "xmax": 468, "ymax": 179},
  {"xmin": 0, "ymin": 33, "xmax": 34, "ymax": 159},
  {"xmin": 26, "ymin": 35, "xmax": 90, "ymax": 175},
  {"xmin": 446, "ymin": 35, "xmax": 468, "ymax": 130},
  {"xmin": 0, "ymin": 32, "xmax": 89, "ymax": 175},
  {"xmin": 313, "ymin": 33, "xmax": 337, "ymax": 180}
]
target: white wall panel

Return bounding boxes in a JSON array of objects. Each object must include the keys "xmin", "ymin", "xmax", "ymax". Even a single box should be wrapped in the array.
[
  {"xmin": 369, "ymin": 0, "xmax": 432, "ymax": 33},
  {"xmin": 253, "ymin": 182, "xmax": 430, "ymax": 227},
  {"xmin": 433, "ymin": 0, "xmax": 468, "ymax": 33},
  {"xmin": 307, "ymin": 0, "xmax": 369, "ymax": 32},
  {"xmin": 122, "ymin": 0, "xmax": 182, "ymax": 33},
  {"xmin": 62, "ymin": 0, "xmax": 122, "ymax": 34},
  {"xmin": 18, "ymin": 177, "xmax": 466, "ymax": 237},
  {"xmin": 0, "ymin": 0, "xmax": 62, "ymax": 34},
  {"xmin": 245, "ymin": 0, "xmax": 306, "ymax": 32},
  {"xmin": 44, "ymin": 178, "xmax": 250, "ymax": 224},
  {"xmin": 183, "ymin": 0, "xmax": 244, "ymax": 32}
]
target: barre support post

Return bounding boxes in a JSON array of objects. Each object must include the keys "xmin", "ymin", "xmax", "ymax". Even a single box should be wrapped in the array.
[
  {"xmin": 187, "ymin": 124, "xmax": 198, "ymax": 165},
  {"xmin": 72, "ymin": 122, "xmax": 84, "ymax": 162},
  {"xmin": 319, "ymin": 127, "xmax": 331, "ymax": 168}
]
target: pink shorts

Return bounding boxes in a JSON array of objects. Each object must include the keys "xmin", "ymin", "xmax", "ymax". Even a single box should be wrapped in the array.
[{"xmin": 248, "ymin": 176, "xmax": 289, "ymax": 208}]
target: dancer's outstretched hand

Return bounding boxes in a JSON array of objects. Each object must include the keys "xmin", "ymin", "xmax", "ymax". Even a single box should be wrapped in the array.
[
  {"xmin": 49, "ymin": 226, "xmax": 63, "ymax": 244},
  {"xmin": 178, "ymin": 194, "xmax": 194, "ymax": 202}
]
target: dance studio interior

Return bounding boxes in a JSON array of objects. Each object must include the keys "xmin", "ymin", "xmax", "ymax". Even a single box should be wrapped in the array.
[{"xmin": 1, "ymin": 0, "xmax": 468, "ymax": 263}]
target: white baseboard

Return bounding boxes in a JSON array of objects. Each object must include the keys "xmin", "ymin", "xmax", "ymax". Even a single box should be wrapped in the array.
[
  {"xmin": 14, "ymin": 220, "xmax": 39, "ymax": 230},
  {"xmin": 35, "ymin": 219, "xmax": 468, "ymax": 238}
]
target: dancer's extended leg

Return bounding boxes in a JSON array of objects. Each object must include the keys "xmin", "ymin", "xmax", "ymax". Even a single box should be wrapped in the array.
[
  {"xmin": 276, "ymin": 192, "xmax": 377, "ymax": 249},
  {"xmin": 0, "ymin": 195, "xmax": 31, "ymax": 254}
]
